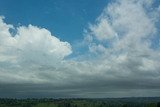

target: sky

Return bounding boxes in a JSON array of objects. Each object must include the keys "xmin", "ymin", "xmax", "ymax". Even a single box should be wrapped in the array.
[{"xmin": 0, "ymin": 0, "xmax": 160, "ymax": 98}]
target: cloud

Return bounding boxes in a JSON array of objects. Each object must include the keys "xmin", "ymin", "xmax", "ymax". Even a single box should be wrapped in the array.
[
  {"xmin": 0, "ymin": 17, "xmax": 72, "ymax": 63},
  {"xmin": 82, "ymin": 0, "xmax": 160, "ymax": 97},
  {"xmin": 87, "ymin": 0, "xmax": 159, "ymax": 55},
  {"xmin": 89, "ymin": 18, "xmax": 116, "ymax": 41},
  {"xmin": 0, "ymin": 0, "xmax": 160, "ymax": 98},
  {"xmin": 0, "ymin": 16, "xmax": 72, "ymax": 84}
]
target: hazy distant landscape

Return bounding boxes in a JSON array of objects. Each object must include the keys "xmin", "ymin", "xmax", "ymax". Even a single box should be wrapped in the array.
[{"xmin": 0, "ymin": 97, "xmax": 160, "ymax": 107}]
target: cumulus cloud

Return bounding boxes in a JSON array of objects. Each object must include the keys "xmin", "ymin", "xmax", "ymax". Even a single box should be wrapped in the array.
[
  {"xmin": 0, "ymin": 0, "xmax": 160, "ymax": 98},
  {"xmin": 87, "ymin": 0, "xmax": 159, "ymax": 56},
  {"xmin": 0, "ymin": 16, "xmax": 72, "ymax": 83},
  {"xmin": 89, "ymin": 18, "xmax": 116, "ymax": 41},
  {"xmin": 0, "ymin": 17, "xmax": 72, "ymax": 63},
  {"xmin": 82, "ymin": 0, "xmax": 160, "ymax": 97}
]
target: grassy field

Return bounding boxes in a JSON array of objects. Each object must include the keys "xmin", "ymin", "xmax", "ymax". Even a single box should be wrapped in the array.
[{"xmin": 0, "ymin": 97, "xmax": 160, "ymax": 107}]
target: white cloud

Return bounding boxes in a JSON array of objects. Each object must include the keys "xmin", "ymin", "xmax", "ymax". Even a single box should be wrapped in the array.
[
  {"xmin": 0, "ymin": 0, "xmax": 160, "ymax": 97},
  {"xmin": 0, "ymin": 17, "xmax": 72, "ymax": 84},
  {"xmin": 87, "ymin": 0, "xmax": 158, "ymax": 54},
  {"xmin": 81, "ymin": 0, "xmax": 160, "ymax": 97},
  {"xmin": 89, "ymin": 19, "xmax": 116, "ymax": 41},
  {"xmin": 89, "ymin": 44, "xmax": 106, "ymax": 54},
  {"xmin": 0, "ymin": 17, "xmax": 72, "ymax": 65},
  {"xmin": 15, "ymin": 25, "xmax": 72, "ymax": 64}
]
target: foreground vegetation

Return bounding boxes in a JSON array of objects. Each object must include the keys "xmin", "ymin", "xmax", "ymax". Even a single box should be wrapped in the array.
[{"xmin": 0, "ymin": 97, "xmax": 160, "ymax": 107}]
